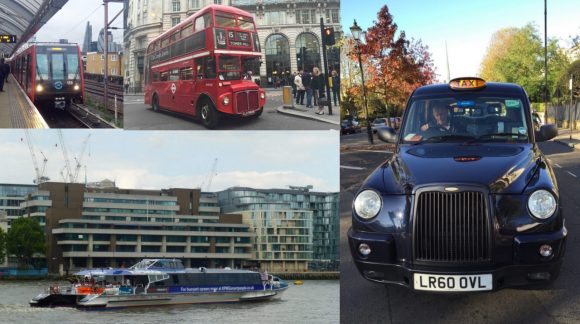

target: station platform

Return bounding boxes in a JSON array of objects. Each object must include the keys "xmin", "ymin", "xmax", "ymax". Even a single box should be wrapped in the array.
[{"xmin": 0, "ymin": 75, "xmax": 48, "ymax": 128}]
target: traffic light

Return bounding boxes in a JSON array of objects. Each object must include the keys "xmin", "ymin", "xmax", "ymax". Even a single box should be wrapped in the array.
[{"xmin": 323, "ymin": 27, "xmax": 335, "ymax": 46}]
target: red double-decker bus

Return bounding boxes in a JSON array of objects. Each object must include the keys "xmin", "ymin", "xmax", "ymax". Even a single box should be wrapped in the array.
[{"xmin": 144, "ymin": 4, "xmax": 265, "ymax": 128}]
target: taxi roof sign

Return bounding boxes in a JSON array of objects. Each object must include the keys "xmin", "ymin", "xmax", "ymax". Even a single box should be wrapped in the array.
[{"xmin": 449, "ymin": 77, "xmax": 486, "ymax": 90}]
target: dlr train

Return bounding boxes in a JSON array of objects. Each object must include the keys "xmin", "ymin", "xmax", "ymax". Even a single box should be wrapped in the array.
[{"xmin": 10, "ymin": 43, "xmax": 84, "ymax": 109}]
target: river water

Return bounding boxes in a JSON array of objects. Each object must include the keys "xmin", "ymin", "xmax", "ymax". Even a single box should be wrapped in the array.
[{"xmin": 0, "ymin": 280, "xmax": 338, "ymax": 324}]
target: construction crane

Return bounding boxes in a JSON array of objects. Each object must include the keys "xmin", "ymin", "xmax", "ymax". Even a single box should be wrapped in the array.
[
  {"xmin": 72, "ymin": 134, "xmax": 91, "ymax": 183},
  {"xmin": 23, "ymin": 129, "xmax": 48, "ymax": 184},
  {"xmin": 199, "ymin": 158, "xmax": 218, "ymax": 191},
  {"xmin": 57, "ymin": 129, "xmax": 74, "ymax": 183}
]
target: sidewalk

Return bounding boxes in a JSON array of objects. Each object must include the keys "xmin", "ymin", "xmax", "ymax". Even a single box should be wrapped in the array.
[
  {"xmin": 276, "ymin": 103, "xmax": 340, "ymax": 126},
  {"xmin": 554, "ymin": 128, "xmax": 580, "ymax": 150}
]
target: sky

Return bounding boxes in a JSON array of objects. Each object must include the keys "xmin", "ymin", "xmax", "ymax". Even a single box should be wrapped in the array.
[
  {"xmin": 34, "ymin": 0, "xmax": 124, "ymax": 48},
  {"xmin": 0, "ymin": 130, "xmax": 339, "ymax": 192},
  {"xmin": 341, "ymin": 0, "xmax": 580, "ymax": 81}
]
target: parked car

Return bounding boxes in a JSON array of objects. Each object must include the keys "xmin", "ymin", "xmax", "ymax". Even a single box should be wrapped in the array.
[
  {"xmin": 371, "ymin": 118, "xmax": 388, "ymax": 134},
  {"xmin": 341, "ymin": 120, "xmax": 361, "ymax": 135}
]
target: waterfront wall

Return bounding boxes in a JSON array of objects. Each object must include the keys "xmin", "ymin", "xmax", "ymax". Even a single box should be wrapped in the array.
[{"xmin": 271, "ymin": 271, "xmax": 339, "ymax": 280}]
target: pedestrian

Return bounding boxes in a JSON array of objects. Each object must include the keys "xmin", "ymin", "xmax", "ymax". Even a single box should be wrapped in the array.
[
  {"xmin": 302, "ymin": 69, "xmax": 313, "ymax": 108},
  {"xmin": 290, "ymin": 72, "xmax": 297, "ymax": 98},
  {"xmin": 294, "ymin": 69, "xmax": 305, "ymax": 105},
  {"xmin": 0, "ymin": 58, "xmax": 7, "ymax": 91},
  {"xmin": 331, "ymin": 70, "xmax": 340, "ymax": 107},
  {"xmin": 124, "ymin": 82, "xmax": 129, "ymax": 94},
  {"xmin": 2, "ymin": 59, "xmax": 9, "ymax": 84},
  {"xmin": 311, "ymin": 67, "xmax": 321, "ymax": 107}
]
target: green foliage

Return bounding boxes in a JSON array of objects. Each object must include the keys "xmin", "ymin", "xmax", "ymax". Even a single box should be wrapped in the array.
[
  {"xmin": 6, "ymin": 217, "xmax": 46, "ymax": 269},
  {"xmin": 555, "ymin": 60, "xmax": 580, "ymax": 103},
  {"xmin": 480, "ymin": 23, "xmax": 570, "ymax": 103},
  {"xmin": 0, "ymin": 227, "xmax": 6, "ymax": 264}
]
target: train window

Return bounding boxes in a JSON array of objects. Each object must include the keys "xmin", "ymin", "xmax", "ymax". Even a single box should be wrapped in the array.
[
  {"xmin": 179, "ymin": 67, "xmax": 193, "ymax": 80},
  {"xmin": 67, "ymin": 54, "xmax": 79, "ymax": 79},
  {"xmin": 169, "ymin": 68, "xmax": 179, "ymax": 81},
  {"xmin": 182, "ymin": 23, "xmax": 193, "ymax": 38},
  {"xmin": 36, "ymin": 54, "xmax": 49, "ymax": 80},
  {"xmin": 52, "ymin": 54, "xmax": 65, "ymax": 80},
  {"xmin": 160, "ymin": 71, "xmax": 169, "ymax": 81}
]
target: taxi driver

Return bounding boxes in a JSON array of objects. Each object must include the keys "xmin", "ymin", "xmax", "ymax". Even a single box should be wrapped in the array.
[{"xmin": 421, "ymin": 104, "xmax": 451, "ymax": 132}]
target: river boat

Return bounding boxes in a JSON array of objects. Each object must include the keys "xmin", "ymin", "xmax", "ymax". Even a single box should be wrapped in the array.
[{"xmin": 30, "ymin": 259, "xmax": 288, "ymax": 308}]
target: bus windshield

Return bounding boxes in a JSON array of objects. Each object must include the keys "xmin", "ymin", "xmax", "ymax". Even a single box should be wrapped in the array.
[{"xmin": 218, "ymin": 55, "xmax": 241, "ymax": 81}]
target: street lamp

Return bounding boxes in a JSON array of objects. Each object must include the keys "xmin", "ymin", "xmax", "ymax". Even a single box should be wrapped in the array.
[{"xmin": 350, "ymin": 20, "xmax": 373, "ymax": 144}]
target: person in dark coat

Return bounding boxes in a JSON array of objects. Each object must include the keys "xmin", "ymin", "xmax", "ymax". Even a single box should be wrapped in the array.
[
  {"xmin": 0, "ymin": 58, "xmax": 8, "ymax": 91},
  {"xmin": 302, "ymin": 70, "xmax": 313, "ymax": 108}
]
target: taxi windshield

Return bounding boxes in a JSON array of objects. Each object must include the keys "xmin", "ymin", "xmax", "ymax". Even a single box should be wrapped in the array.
[{"xmin": 401, "ymin": 97, "xmax": 530, "ymax": 144}]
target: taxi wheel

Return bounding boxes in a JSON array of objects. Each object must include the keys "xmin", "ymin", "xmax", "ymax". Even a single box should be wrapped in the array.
[
  {"xmin": 152, "ymin": 94, "xmax": 160, "ymax": 112},
  {"xmin": 200, "ymin": 100, "xmax": 219, "ymax": 129}
]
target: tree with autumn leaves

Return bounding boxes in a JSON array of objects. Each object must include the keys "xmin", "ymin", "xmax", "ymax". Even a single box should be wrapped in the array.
[{"xmin": 342, "ymin": 5, "xmax": 436, "ymax": 120}]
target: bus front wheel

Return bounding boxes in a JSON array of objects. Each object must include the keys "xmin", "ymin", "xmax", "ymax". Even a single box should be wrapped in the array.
[
  {"xmin": 200, "ymin": 100, "xmax": 220, "ymax": 129},
  {"xmin": 152, "ymin": 94, "xmax": 160, "ymax": 112}
]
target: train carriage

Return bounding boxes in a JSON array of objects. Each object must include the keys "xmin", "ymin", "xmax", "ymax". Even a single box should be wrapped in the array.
[{"xmin": 10, "ymin": 43, "xmax": 84, "ymax": 109}]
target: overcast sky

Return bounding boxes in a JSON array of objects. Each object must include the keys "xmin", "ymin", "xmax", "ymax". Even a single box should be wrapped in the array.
[
  {"xmin": 34, "ymin": 0, "xmax": 124, "ymax": 47},
  {"xmin": 0, "ymin": 130, "xmax": 339, "ymax": 192}
]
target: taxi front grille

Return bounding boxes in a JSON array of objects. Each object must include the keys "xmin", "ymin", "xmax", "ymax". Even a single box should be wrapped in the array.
[
  {"xmin": 235, "ymin": 90, "xmax": 259, "ymax": 114},
  {"xmin": 414, "ymin": 190, "xmax": 491, "ymax": 264}
]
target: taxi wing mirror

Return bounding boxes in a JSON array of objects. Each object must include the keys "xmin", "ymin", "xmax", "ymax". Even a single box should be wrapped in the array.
[
  {"xmin": 535, "ymin": 124, "xmax": 558, "ymax": 142},
  {"xmin": 377, "ymin": 126, "xmax": 397, "ymax": 143}
]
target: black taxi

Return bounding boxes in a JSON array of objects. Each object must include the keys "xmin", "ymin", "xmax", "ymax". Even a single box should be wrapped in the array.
[{"xmin": 348, "ymin": 77, "xmax": 566, "ymax": 292}]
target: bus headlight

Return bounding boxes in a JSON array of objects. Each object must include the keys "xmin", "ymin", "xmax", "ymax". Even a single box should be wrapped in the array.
[
  {"xmin": 222, "ymin": 96, "xmax": 230, "ymax": 105},
  {"xmin": 74, "ymin": 84, "xmax": 80, "ymax": 91},
  {"xmin": 260, "ymin": 92, "xmax": 265, "ymax": 99},
  {"xmin": 528, "ymin": 189, "xmax": 557, "ymax": 220},
  {"xmin": 36, "ymin": 84, "xmax": 43, "ymax": 92},
  {"xmin": 354, "ymin": 190, "xmax": 382, "ymax": 220}
]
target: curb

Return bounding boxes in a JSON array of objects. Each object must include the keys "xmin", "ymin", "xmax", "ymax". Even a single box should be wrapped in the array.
[
  {"xmin": 276, "ymin": 106, "xmax": 340, "ymax": 125},
  {"xmin": 554, "ymin": 139, "xmax": 578, "ymax": 150}
]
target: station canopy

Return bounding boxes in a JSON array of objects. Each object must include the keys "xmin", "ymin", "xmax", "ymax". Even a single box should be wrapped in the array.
[{"xmin": 0, "ymin": 0, "xmax": 69, "ymax": 57}]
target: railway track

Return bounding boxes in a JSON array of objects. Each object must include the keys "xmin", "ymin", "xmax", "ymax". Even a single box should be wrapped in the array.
[
  {"xmin": 84, "ymin": 79, "xmax": 124, "ymax": 102},
  {"xmin": 68, "ymin": 103, "xmax": 116, "ymax": 128}
]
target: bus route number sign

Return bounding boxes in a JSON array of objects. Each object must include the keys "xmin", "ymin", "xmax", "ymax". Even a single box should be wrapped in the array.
[{"xmin": 0, "ymin": 35, "xmax": 17, "ymax": 43}]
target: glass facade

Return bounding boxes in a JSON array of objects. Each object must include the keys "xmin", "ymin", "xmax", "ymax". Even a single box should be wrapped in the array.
[{"xmin": 217, "ymin": 187, "xmax": 339, "ymax": 271}]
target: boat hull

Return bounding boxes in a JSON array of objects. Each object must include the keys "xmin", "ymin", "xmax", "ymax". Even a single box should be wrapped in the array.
[{"xmin": 77, "ymin": 288, "xmax": 287, "ymax": 308}]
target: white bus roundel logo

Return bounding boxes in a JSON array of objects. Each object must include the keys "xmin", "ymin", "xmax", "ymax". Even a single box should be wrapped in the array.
[{"xmin": 171, "ymin": 83, "xmax": 176, "ymax": 94}]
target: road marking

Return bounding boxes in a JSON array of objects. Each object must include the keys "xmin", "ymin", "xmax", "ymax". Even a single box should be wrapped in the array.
[
  {"xmin": 341, "ymin": 165, "xmax": 366, "ymax": 170},
  {"xmin": 566, "ymin": 171, "xmax": 577, "ymax": 178},
  {"xmin": 554, "ymin": 163, "xmax": 562, "ymax": 169}
]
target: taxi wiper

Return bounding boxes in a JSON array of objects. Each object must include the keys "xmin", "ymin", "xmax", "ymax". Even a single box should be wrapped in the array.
[
  {"xmin": 412, "ymin": 134, "xmax": 476, "ymax": 145},
  {"xmin": 468, "ymin": 133, "xmax": 528, "ymax": 143}
]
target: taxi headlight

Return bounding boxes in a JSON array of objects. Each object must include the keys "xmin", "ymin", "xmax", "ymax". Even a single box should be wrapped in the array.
[
  {"xmin": 528, "ymin": 189, "xmax": 557, "ymax": 220},
  {"xmin": 260, "ymin": 92, "xmax": 265, "ymax": 99},
  {"xmin": 354, "ymin": 190, "xmax": 382, "ymax": 219},
  {"xmin": 222, "ymin": 96, "xmax": 230, "ymax": 105},
  {"xmin": 74, "ymin": 84, "xmax": 80, "ymax": 91},
  {"xmin": 36, "ymin": 84, "xmax": 43, "ymax": 92}
]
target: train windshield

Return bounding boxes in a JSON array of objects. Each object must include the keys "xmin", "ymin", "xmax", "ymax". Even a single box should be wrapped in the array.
[
  {"xmin": 36, "ymin": 54, "xmax": 49, "ymax": 80},
  {"xmin": 67, "ymin": 54, "xmax": 79, "ymax": 79},
  {"xmin": 51, "ymin": 54, "xmax": 65, "ymax": 80}
]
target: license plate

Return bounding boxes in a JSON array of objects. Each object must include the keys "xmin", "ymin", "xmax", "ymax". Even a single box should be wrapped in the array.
[
  {"xmin": 414, "ymin": 273, "xmax": 492, "ymax": 292},
  {"xmin": 242, "ymin": 110, "xmax": 256, "ymax": 116}
]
